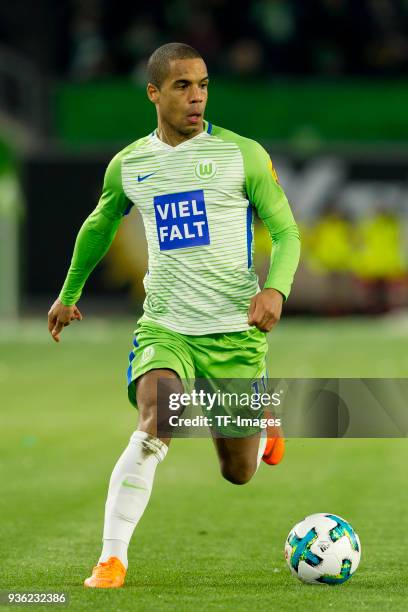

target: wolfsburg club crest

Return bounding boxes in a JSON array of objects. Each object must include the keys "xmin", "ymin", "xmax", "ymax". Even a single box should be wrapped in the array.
[{"xmin": 195, "ymin": 159, "xmax": 217, "ymax": 180}]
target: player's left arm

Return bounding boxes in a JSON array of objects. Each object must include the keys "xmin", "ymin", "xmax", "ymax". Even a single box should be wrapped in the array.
[{"xmin": 244, "ymin": 141, "xmax": 301, "ymax": 332}]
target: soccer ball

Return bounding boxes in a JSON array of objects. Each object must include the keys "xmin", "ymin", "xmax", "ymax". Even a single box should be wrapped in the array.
[{"xmin": 284, "ymin": 513, "xmax": 361, "ymax": 585}]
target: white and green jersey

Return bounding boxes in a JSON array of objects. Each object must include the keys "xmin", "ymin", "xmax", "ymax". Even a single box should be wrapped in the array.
[{"xmin": 60, "ymin": 121, "xmax": 300, "ymax": 335}]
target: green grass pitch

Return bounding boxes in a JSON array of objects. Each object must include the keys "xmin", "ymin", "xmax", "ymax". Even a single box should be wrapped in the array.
[{"xmin": 0, "ymin": 316, "xmax": 407, "ymax": 610}]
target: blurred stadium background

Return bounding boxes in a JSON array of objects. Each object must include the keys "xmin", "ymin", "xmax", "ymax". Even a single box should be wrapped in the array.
[
  {"xmin": 1, "ymin": 2, "xmax": 408, "ymax": 608},
  {"xmin": 1, "ymin": 0, "xmax": 408, "ymax": 319}
]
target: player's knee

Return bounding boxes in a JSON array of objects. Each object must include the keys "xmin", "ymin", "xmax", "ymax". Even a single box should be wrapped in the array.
[{"xmin": 220, "ymin": 461, "xmax": 256, "ymax": 485}]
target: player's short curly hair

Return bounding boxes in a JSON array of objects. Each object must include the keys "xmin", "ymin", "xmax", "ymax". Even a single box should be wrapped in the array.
[{"xmin": 147, "ymin": 43, "xmax": 203, "ymax": 88}]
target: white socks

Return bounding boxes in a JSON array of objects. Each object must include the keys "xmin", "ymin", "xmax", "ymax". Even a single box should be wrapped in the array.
[
  {"xmin": 99, "ymin": 429, "xmax": 265, "ymax": 568},
  {"xmin": 256, "ymin": 430, "xmax": 267, "ymax": 468},
  {"xmin": 99, "ymin": 431, "xmax": 168, "ymax": 568}
]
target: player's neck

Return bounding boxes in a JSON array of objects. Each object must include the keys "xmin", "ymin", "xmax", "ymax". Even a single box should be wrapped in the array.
[{"xmin": 156, "ymin": 120, "xmax": 204, "ymax": 147}]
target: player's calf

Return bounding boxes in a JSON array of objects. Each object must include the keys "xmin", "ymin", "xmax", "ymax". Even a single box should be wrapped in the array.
[
  {"xmin": 85, "ymin": 369, "xmax": 182, "ymax": 586},
  {"xmin": 220, "ymin": 457, "xmax": 258, "ymax": 485},
  {"xmin": 214, "ymin": 435, "xmax": 262, "ymax": 485}
]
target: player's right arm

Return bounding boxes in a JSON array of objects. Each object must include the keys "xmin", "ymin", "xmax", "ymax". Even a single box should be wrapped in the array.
[{"xmin": 48, "ymin": 153, "xmax": 131, "ymax": 342}]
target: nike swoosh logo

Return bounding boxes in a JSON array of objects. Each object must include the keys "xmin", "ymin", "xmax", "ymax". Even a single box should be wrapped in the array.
[
  {"xmin": 122, "ymin": 479, "xmax": 147, "ymax": 490},
  {"xmin": 137, "ymin": 172, "xmax": 156, "ymax": 183}
]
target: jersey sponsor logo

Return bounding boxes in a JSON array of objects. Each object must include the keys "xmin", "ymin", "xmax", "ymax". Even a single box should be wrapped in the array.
[
  {"xmin": 195, "ymin": 159, "xmax": 217, "ymax": 180},
  {"xmin": 137, "ymin": 172, "xmax": 157, "ymax": 182},
  {"xmin": 153, "ymin": 189, "xmax": 210, "ymax": 250}
]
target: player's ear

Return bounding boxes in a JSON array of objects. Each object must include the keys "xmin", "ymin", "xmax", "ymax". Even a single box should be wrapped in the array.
[{"xmin": 147, "ymin": 83, "xmax": 160, "ymax": 104}]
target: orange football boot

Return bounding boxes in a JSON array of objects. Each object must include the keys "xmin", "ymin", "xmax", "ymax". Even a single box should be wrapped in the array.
[
  {"xmin": 262, "ymin": 410, "xmax": 285, "ymax": 465},
  {"xmin": 84, "ymin": 557, "xmax": 126, "ymax": 588}
]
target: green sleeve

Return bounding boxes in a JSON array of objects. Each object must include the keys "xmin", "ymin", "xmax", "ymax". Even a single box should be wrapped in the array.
[
  {"xmin": 241, "ymin": 139, "xmax": 301, "ymax": 300},
  {"xmin": 59, "ymin": 153, "xmax": 131, "ymax": 306}
]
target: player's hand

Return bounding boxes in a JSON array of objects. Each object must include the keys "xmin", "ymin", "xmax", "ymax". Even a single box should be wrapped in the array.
[
  {"xmin": 248, "ymin": 288, "xmax": 283, "ymax": 332},
  {"xmin": 47, "ymin": 298, "xmax": 83, "ymax": 343}
]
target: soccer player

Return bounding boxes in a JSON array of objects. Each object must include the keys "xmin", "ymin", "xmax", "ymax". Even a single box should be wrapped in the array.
[{"xmin": 47, "ymin": 42, "xmax": 300, "ymax": 588}]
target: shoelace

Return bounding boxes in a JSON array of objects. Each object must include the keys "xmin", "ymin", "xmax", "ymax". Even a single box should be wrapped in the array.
[{"xmin": 93, "ymin": 561, "xmax": 121, "ymax": 578}]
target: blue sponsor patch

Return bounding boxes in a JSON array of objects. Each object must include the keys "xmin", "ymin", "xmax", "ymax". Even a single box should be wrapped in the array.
[{"xmin": 153, "ymin": 189, "xmax": 210, "ymax": 251}]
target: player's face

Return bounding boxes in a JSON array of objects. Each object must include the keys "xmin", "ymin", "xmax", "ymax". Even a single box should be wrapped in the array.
[{"xmin": 150, "ymin": 58, "xmax": 209, "ymax": 137}]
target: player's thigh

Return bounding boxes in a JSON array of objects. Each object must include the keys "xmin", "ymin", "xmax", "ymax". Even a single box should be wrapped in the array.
[
  {"xmin": 127, "ymin": 321, "xmax": 195, "ymax": 439},
  {"xmin": 127, "ymin": 320, "xmax": 195, "ymax": 408},
  {"xmin": 192, "ymin": 326, "xmax": 268, "ymax": 440}
]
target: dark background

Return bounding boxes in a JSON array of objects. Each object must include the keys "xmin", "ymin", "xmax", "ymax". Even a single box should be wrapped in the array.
[{"xmin": 0, "ymin": 0, "xmax": 407, "ymax": 316}]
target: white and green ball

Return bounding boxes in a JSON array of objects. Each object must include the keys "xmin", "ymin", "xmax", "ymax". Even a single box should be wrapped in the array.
[{"xmin": 284, "ymin": 513, "xmax": 361, "ymax": 585}]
